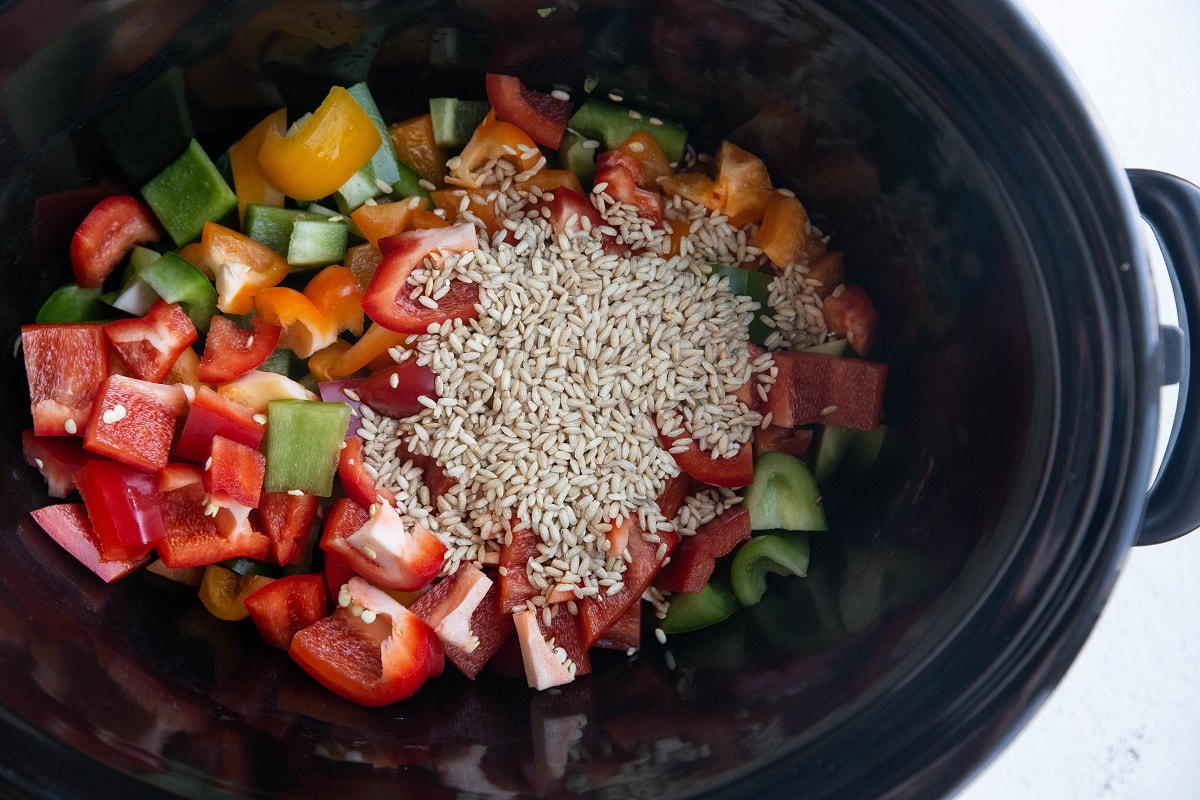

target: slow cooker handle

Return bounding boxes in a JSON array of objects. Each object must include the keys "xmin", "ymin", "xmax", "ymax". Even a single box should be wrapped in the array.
[{"xmin": 1129, "ymin": 169, "xmax": 1200, "ymax": 546}]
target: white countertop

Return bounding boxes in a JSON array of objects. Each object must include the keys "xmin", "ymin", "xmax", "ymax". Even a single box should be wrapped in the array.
[{"xmin": 956, "ymin": 1, "xmax": 1200, "ymax": 798}]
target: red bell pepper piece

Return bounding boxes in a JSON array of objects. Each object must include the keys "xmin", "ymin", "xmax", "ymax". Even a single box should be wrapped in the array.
[
  {"xmin": 754, "ymin": 424, "xmax": 815, "ymax": 459},
  {"xmin": 74, "ymin": 459, "xmax": 166, "ymax": 561},
  {"xmin": 411, "ymin": 563, "xmax": 514, "ymax": 680},
  {"xmin": 289, "ymin": 576, "xmax": 444, "ymax": 706},
  {"xmin": 498, "ymin": 521, "xmax": 540, "ymax": 614},
  {"xmin": 353, "ymin": 358, "xmax": 438, "ymax": 419},
  {"xmin": 319, "ymin": 497, "xmax": 445, "ymax": 592},
  {"xmin": 362, "ymin": 223, "xmax": 480, "ymax": 334},
  {"xmin": 579, "ymin": 521, "xmax": 677, "ymax": 647},
  {"xmin": 243, "ymin": 573, "xmax": 328, "ymax": 651},
  {"xmin": 655, "ymin": 471, "xmax": 694, "ymax": 519},
  {"xmin": 821, "ymin": 284, "xmax": 879, "ymax": 356},
  {"xmin": 21, "ymin": 322, "xmax": 109, "ymax": 437},
  {"xmin": 512, "ymin": 605, "xmax": 588, "ymax": 690},
  {"xmin": 654, "ymin": 506, "xmax": 752, "ymax": 593},
  {"xmin": 82, "ymin": 375, "xmax": 187, "ymax": 472},
  {"xmin": 592, "ymin": 600, "xmax": 642, "ymax": 652},
  {"xmin": 595, "ymin": 149, "xmax": 665, "ymax": 225},
  {"xmin": 658, "ymin": 428, "xmax": 754, "ymax": 489},
  {"xmin": 762, "ymin": 351, "xmax": 887, "ymax": 430},
  {"xmin": 204, "ymin": 435, "xmax": 265, "ymax": 510},
  {"xmin": 254, "ymin": 490, "xmax": 319, "ymax": 566},
  {"xmin": 484, "ymin": 73, "xmax": 572, "ymax": 149},
  {"xmin": 197, "ymin": 314, "xmax": 282, "ymax": 384},
  {"xmin": 203, "ymin": 435, "xmax": 266, "ymax": 541},
  {"xmin": 103, "ymin": 299, "xmax": 198, "ymax": 383},
  {"xmin": 29, "ymin": 503, "xmax": 150, "ymax": 583},
  {"xmin": 21, "ymin": 428, "xmax": 98, "ymax": 498},
  {"xmin": 156, "ymin": 464, "xmax": 271, "ymax": 569},
  {"xmin": 70, "ymin": 194, "xmax": 162, "ymax": 289},
  {"xmin": 174, "ymin": 385, "xmax": 265, "ymax": 465},
  {"xmin": 337, "ymin": 436, "xmax": 396, "ymax": 508}
]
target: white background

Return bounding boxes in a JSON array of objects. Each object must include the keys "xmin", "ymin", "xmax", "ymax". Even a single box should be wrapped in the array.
[{"xmin": 956, "ymin": 1, "xmax": 1200, "ymax": 798}]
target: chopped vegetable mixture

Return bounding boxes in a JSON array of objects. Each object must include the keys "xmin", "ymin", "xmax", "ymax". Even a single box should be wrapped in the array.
[{"xmin": 20, "ymin": 70, "xmax": 887, "ymax": 703}]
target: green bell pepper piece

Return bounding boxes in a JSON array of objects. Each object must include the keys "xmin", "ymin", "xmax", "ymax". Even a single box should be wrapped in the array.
[
  {"xmin": 659, "ymin": 581, "xmax": 740, "ymax": 635},
  {"xmin": 559, "ymin": 130, "xmax": 597, "ymax": 186},
  {"xmin": 264, "ymin": 400, "xmax": 351, "ymax": 496},
  {"xmin": 429, "ymin": 97, "xmax": 490, "ymax": 150},
  {"xmin": 36, "ymin": 284, "xmax": 107, "ymax": 323},
  {"xmin": 288, "ymin": 218, "xmax": 348, "ymax": 270},
  {"xmin": 743, "ymin": 451, "xmax": 827, "ymax": 531},
  {"xmin": 567, "ymin": 98, "xmax": 688, "ymax": 164},
  {"xmin": 709, "ymin": 264, "xmax": 776, "ymax": 347},
  {"xmin": 141, "ymin": 139, "xmax": 238, "ymax": 246},
  {"xmin": 730, "ymin": 532, "xmax": 811, "ymax": 607},
  {"xmin": 99, "ymin": 66, "xmax": 195, "ymax": 185},
  {"xmin": 243, "ymin": 204, "xmax": 309, "ymax": 255},
  {"xmin": 139, "ymin": 251, "xmax": 218, "ymax": 331}
]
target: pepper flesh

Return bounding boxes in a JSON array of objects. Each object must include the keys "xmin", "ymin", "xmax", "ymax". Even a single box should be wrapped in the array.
[{"xmin": 258, "ymin": 86, "xmax": 382, "ymax": 201}]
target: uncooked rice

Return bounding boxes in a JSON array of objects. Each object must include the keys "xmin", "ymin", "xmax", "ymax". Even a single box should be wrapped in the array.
[{"xmin": 357, "ymin": 148, "xmax": 830, "ymax": 605}]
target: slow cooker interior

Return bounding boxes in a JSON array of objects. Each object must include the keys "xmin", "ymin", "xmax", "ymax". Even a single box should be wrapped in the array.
[{"xmin": 0, "ymin": 1, "xmax": 1150, "ymax": 798}]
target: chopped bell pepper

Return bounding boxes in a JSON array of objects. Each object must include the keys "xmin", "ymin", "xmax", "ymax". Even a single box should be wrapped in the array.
[
  {"xmin": 304, "ymin": 265, "xmax": 363, "ymax": 336},
  {"xmin": 350, "ymin": 196, "xmax": 427, "ymax": 249},
  {"xmin": 199, "ymin": 563, "xmax": 274, "ymax": 621},
  {"xmin": 450, "ymin": 110, "xmax": 543, "ymax": 184},
  {"xmin": 329, "ymin": 323, "xmax": 408, "ymax": 378},
  {"xmin": 263, "ymin": 399, "xmax": 351, "ymax": 496},
  {"xmin": 659, "ymin": 581, "xmax": 740, "ymax": 634},
  {"xmin": 307, "ymin": 340, "xmax": 354, "ymax": 383},
  {"xmin": 30, "ymin": 503, "xmax": 149, "ymax": 583},
  {"xmin": 755, "ymin": 192, "xmax": 812, "ymax": 269},
  {"xmin": 139, "ymin": 251, "xmax": 219, "ymax": 331},
  {"xmin": 253, "ymin": 286, "xmax": 339, "ymax": 358},
  {"xmin": 243, "ymin": 204, "xmax": 309, "ymax": 255},
  {"xmin": 193, "ymin": 221, "xmax": 290, "ymax": 315},
  {"xmin": 228, "ymin": 108, "xmax": 287, "ymax": 223},
  {"xmin": 388, "ymin": 113, "xmax": 448, "ymax": 186},
  {"xmin": 141, "ymin": 139, "xmax": 238, "ymax": 246},
  {"xmin": 36, "ymin": 284, "xmax": 107, "ymax": 323},
  {"xmin": 70, "ymin": 194, "xmax": 163, "ymax": 289},
  {"xmin": 743, "ymin": 451, "xmax": 827, "ymax": 531},
  {"xmin": 729, "ymin": 532, "xmax": 811, "ymax": 607},
  {"xmin": 258, "ymin": 86, "xmax": 382, "ymax": 201},
  {"xmin": 428, "ymin": 97, "xmax": 489, "ymax": 150},
  {"xmin": 713, "ymin": 141, "xmax": 775, "ymax": 227},
  {"xmin": 567, "ymin": 98, "xmax": 688, "ymax": 164},
  {"xmin": 287, "ymin": 218, "xmax": 348, "ymax": 270},
  {"xmin": 197, "ymin": 315, "xmax": 282, "ymax": 385},
  {"xmin": 484, "ymin": 73, "xmax": 573, "ymax": 150}
]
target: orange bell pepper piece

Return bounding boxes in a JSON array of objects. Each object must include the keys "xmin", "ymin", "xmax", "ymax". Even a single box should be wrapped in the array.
[
  {"xmin": 450, "ymin": 110, "xmax": 543, "ymax": 183},
  {"xmin": 229, "ymin": 108, "xmax": 286, "ymax": 223},
  {"xmin": 350, "ymin": 195, "xmax": 428, "ymax": 249},
  {"xmin": 254, "ymin": 286, "xmax": 338, "ymax": 358},
  {"xmin": 410, "ymin": 209, "xmax": 450, "ymax": 230},
  {"xmin": 513, "ymin": 168, "xmax": 584, "ymax": 196},
  {"xmin": 388, "ymin": 113, "xmax": 448, "ymax": 186},
  {"xmin": 304, "ymin": 265, "xmax": 363, "ymax": 336},
  {"xmin": 430, "ymin": 189, "xmax": 503, "ymax": 237},
  {"xmin": 329, "ymin": 322, "xmax": 410, "ymax": 378},
  {"xmin": 615, "ymin": 132, "xmax": 672, "ymax": 190},
  {"xmin": 308, "ymin": 339, "xmax": 354, "ymax": 383},
  {"xmin": 165, "ymin": 345, "xmax": 201, "ymax": 390},
  {"xmin": 194, "ymin": 221, "xmax": 290, "ymax": 315},
  {"xmin": 713, "ymin": 141, "xmax": 776, "ymax": 227},
  {"xmin": 755, "ymin": 192, "xmax": 811, "ymax": 269},
  {"xmin": 660, "ymin": 171, "xmax": 720, "ymax": 212},
  {"xmin": 258, "ymin": 86, "xmax": 382, "ymax": 201}
]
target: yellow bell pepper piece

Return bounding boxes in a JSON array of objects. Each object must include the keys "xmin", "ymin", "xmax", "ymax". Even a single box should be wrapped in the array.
[
  {"xmin": 198, "ymin": 564, "xmax": 273, "ymax": 621},
  {"xmin": 258, "ymin": 86, "xmax": 382, "ymax": 201},
  {"xmin": 229, "ymin": 107, "xmax": 287, "ymax": 223}
]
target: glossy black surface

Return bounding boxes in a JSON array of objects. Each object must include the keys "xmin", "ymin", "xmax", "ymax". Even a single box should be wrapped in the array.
[{"xmin": 0, "ymin": 1, "xmax": 1166, "ymax": 798}]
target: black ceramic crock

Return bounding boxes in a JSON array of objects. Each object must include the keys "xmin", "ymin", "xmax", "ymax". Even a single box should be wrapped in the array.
[{"xmin": 0, "ymin": 1, "xmax": 1198, "ymax": 798}]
